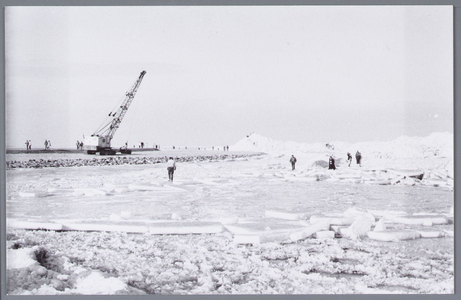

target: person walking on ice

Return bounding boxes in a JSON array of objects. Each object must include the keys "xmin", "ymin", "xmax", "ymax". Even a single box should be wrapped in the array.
[
  {"xmin": 166, "ymin": 157, "xmax": 176, "ymax": 182},
  {"xmin": 289, "ymin": 155, "xmax": 297, "ymax": 170},
  {"xmin": 347, "ymin": 152, "xmax": 352, "ymax": 167},
  {"xmin": 355, "ymin": 151, "xmax": 362, "ymax": 167}
]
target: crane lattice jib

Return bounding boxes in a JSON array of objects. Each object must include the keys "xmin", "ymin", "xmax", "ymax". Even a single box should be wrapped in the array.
[{"xmin": 96, "ymin": 70, "xmax": 146, "ymax": 141}]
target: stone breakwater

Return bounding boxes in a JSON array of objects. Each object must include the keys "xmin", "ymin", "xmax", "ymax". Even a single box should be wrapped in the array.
[{"xmin": 6, "ymin": 153, "xmax": 265, "ymax": 169}]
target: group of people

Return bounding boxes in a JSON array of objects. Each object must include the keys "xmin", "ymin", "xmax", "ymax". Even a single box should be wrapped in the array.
[
  {"xmin": 76, "ymin": 140, "xmax": 84, "ymax": 149},
  {"xmin": 329, "ymin": 151, "xmax": 362, "ymax": 170},
  {"xmin": 167, "ymin": 146, "xmax": 230, "ymax": 151},
  {"xmin": 289, "ymin": 150, "xmax": 363, "ymax": 171},
  {"xmin": 168, "ymin": 150, "xmax": 362, "ymax": 182},
  {"xmin": 210, "ymin": 146, "xmax": 230, "ymax": 151},
  {"xmin": 347, "ymin": 151, "xmax": 362, "ymax": 167},
  {"xmin": 44, "ymin": 140, "xmax": 51, "ymax": 150},
  {"xmin": 25, "ymin": 139, "xmax": 52, "ymax": 150}
]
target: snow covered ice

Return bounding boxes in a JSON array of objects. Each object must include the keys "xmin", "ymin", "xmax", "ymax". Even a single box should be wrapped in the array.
[{"xmin": 5, "ymin": 133, "xmax": 454, "ymax": 295}]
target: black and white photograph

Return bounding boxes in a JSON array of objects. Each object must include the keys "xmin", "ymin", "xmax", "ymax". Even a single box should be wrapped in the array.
[{"xmin": 3, "ymin": 5, "xmax": 454, "ymax": 295}]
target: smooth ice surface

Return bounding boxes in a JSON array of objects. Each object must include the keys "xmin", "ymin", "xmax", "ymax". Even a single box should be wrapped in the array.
[{"xmin": 367, "ymin": 231, "xmax": 421, "ymax": 242}]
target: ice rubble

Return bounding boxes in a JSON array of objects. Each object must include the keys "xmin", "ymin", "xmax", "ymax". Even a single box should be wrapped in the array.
[
  {"xmin": 6, "ymin": 247, "xmax": 134, "ymax": 295},
  {"xmin": 6, "ymin": 205, "xmax": 452, "ymax": 294},
  {"xmin": 7, "ymin": 205, "xmax": 452, "ymax": 245},
  {"xmin": 6, "ymin": 132, "xmax": 454, "ymax": 294},
  {"xmin": 7, "ymin": 225, "xmax": 453, "ymax": 295}
]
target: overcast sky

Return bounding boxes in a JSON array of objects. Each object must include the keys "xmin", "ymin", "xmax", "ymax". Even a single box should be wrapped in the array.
[{"xmin": 5, "ymin": 5, "xmax": 453, "ymax": 149}]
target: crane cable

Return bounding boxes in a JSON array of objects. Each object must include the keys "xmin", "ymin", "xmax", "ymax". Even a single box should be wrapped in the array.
[
  {"xmin": 124, "ymin": 87, "xmax": 142, "ymax": 147},
  {"xmin": 93, "ymin": 78, "xmax": 134, "ymax": 136},
  {"xmin": 108, "ymin": 92, "xmax": 126, "ymax": 116}
]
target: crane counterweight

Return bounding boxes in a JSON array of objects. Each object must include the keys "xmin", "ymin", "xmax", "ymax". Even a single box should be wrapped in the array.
[{"xmin": 83, "ymin": 70, "xmax": 147, "ymax": 155}]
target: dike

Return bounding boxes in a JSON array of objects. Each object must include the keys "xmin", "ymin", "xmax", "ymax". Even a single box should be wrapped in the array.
[{"xmin": 6, "ymin": 153, "xmax": 265, "ymax": 169}]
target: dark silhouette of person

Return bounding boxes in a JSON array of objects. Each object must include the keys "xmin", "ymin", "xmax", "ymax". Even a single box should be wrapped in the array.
[
  {"xmin": 166, "ymin": 157, "xmax": 176, "ymax": 182},
  {"xmin": 289, "ymin": 155, "xmax": 297, "ymax": 170},
  {"xmin": 356, "ymin": 151, "xmax": 362, "ymax": 167},
  {"xmin": 329, "ymin": 156, "xmax": 336, "ymax": 170}
]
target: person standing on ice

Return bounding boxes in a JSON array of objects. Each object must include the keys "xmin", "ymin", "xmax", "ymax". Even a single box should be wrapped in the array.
[
  {"xmin": 356, "ymin": 151, "xmax": 362, "ymax": 167},
  {"xmin": 289, "ymin": 155, "xmax": 297, "ymax": 170},
  {"xmin": 347, "ymin": 152, "xmax": 352, "ymax": 167},
  {"xmin": 166, "ymin": 157, "xmax": 176, "ymax": 182},
  {"xmin": 329, "ymin": 156, "xmax": 336, "ymax": 170},
  {"xmin": 25, "ymin": 140, "xmax": 29, "ymax": 150}
]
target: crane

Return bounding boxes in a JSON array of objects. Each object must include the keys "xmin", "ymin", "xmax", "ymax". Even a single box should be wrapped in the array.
[{"xmin": 84, "ymin": 70, "xmax": 147, "ymax": 155}]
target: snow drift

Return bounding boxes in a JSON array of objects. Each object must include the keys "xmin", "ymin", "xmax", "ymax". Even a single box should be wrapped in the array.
[{"xmin": 232, "ymin": 132, "xmax": 453, "ymax": 159}]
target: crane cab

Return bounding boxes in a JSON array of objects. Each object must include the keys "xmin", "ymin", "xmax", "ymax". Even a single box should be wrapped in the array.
[{"xmin": 83, "ymin": 136, "xmax": 116, "ymax": 155}]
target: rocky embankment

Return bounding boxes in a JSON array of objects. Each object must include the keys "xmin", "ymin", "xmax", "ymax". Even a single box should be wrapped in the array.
[{"xmin": 6, "ymin": 153, "xmax": 265, "ymax": 169}]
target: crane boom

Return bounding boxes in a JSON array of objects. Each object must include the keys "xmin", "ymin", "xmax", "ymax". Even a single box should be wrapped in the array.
[
  {"xmin": 84, "ymin": 70, "xmax": 147, "ymax": 155},
  {"xmin": 93, "ymin": 70, "xmax": 147, "ymax": 141}
]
